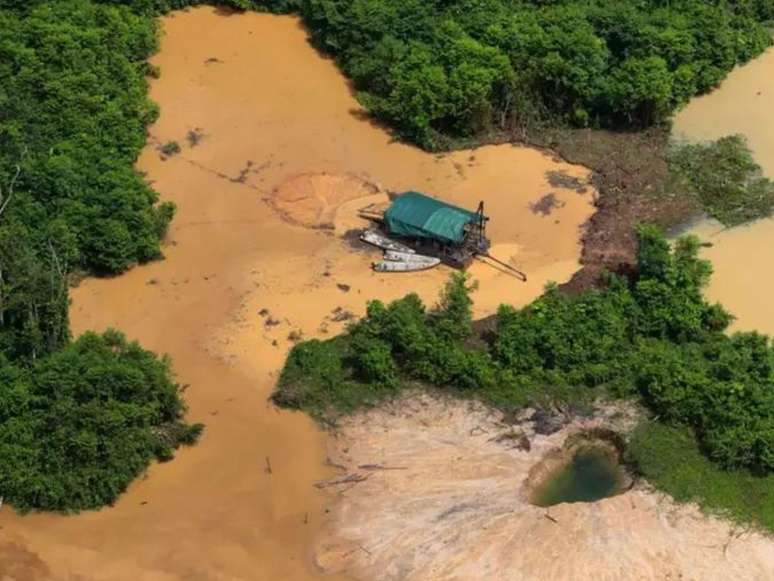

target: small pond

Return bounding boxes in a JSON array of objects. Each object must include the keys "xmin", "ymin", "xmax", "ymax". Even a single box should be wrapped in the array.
[{"xmin": 531, "ymin": 445, "xmax": 626, "ymax": 507}]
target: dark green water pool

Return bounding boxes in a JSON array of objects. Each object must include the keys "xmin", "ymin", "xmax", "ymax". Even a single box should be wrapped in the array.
[{"xmin": 532, "ymin": 445, "xmax": 624, "ymax": 507}]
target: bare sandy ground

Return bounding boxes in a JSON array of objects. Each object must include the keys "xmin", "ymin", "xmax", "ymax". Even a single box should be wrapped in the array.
[
  {"xmin": 0, "ymin": 8, "xmax": 594, "ymax": 580},
  {"xmin": 316, "ymin": 393, "xmax": 774, "ymax": 581}
]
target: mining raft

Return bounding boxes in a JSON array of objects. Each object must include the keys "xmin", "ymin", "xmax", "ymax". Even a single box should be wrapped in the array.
[{"xmin": 360, "ymin": 191, "xmax": 526, "ymax": 279}]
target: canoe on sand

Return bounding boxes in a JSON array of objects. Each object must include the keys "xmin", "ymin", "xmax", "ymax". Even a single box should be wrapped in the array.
[
  {"xmin": 373, "ymin": 256, "xmax": 441, "ymax": 272},
  {"xmin": 360, "ymin": 229, "xmax": 415, "ymax": 254},
  {"xmin": 383, "ymin": 250, "xmax": 437, "ymax": 263}
]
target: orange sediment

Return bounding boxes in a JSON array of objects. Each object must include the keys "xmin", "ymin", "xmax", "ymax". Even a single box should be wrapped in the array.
[
  {"xmin": 674, "ymin": 47, "xmax": 774, "ymax": 335},
  {"xmin": 0, "ymin": 7, "xmax": 594, "ymax": 579}
]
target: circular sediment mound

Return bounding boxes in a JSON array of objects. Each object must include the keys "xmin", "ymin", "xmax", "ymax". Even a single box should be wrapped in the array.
[{"xmin": 268, "ymin": 172, "xmax": 382, "ymax": 230}]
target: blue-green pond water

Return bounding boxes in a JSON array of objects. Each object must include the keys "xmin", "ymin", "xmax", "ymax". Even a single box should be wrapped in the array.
[{"xmin": 532, "ymin": 445, "xmax": 624, "ymax": 507}]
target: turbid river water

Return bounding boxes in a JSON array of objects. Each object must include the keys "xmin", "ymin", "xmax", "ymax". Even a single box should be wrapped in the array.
[
  {"xmin": 4, "ymin": 7, "xmax": 771, "ymax": 580},
  {"xmin": 0, "ymin": 7, "xmax": 594, "ymax": 580},
  {"xmin": 673, "ymin": 47, "xmax": 774, "ymax": 333}
]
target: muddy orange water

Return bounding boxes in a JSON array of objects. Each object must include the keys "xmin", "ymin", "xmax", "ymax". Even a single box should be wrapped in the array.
[
  {"xmin": 674, "ymin": 47, "xmax": 774, "ymax": 334},
  {"xmin": 0, "ymin": 7, "xmax": 594, "ymax": 580}
]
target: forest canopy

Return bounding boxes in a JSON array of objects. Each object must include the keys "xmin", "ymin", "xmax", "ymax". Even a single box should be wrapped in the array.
[
  {"xmin": 276, "ymin": 228, "xmax": 774, "ymax": 474},
  {"xmin": 291, "ymin": 0, "xmax": 774, "ymax": 147},
  {"xmin": 0, "ymin": 0, "xmax": 201, "ymax": 512}
]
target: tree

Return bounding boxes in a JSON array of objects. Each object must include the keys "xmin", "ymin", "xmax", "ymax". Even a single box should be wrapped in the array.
[{"xmin": 0, "ymin": 330, "xmax": 202, "ymax": 512}]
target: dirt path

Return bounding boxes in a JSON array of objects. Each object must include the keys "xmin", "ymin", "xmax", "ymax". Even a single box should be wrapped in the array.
[{"xmin": 0, "ymin": 8, "xmax": 593, "ymax": 580}]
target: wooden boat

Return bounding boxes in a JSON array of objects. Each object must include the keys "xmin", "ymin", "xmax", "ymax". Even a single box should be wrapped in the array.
[
  {"xmin": 360, "ymin": 229, "xmax": 415, "ymax": 254},
  {"xmin": 372, "ymin": 256, "xmax": 441, "ymax": 272},
  {"xmin": 384, "ymin": 250, "xmax": 435, "ymax": 263}
]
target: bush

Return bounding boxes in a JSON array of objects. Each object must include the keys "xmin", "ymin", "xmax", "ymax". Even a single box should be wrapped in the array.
[
  {"xmin": 667, "ymin": 135, "xmax": 774, "ymax": 226},
  {"xmin": 351, "ymin": 336, "xmax": 397, "ymax": 386},
  {"xmin": 0, "ymin": 330, "xmax": 202, "ymax": 512},
  {"xmin": 160, "ymin": 140, "xmax": 181, "ymax": 156},
  {"xmin": 278, "ymin": 227, "xmax": 774, "ymax": 475}
]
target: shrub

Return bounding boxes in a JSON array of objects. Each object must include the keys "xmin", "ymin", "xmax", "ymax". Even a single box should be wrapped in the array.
[
  {"xmin": 0, "ymin": 330, "xmax": 202, "ymax": 512},
  {"xmin": 667, "ymin": 135, "xmax": 774, "ymax": 226},
  {"xmin": 160, "ymin": 140, "xmax": 181, "ymax": 156}
]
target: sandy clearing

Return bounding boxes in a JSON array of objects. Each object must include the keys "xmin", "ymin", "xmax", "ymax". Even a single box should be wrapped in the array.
[{"xmin": 316, "ymin": 393, "xmax": 774, "ymax": 581}]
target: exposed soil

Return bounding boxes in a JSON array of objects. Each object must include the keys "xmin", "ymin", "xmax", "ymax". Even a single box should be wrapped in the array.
[
  {"xmin": 528, "ymin": 126, "xmax": 699, "ymax": 293},
  {"xmin": 530, "ymin": 192, "xmax": 565, "ymax": 216},
  {"xmin": 316, "ymin": 393, "xmax": 774, "ymax": 580}
]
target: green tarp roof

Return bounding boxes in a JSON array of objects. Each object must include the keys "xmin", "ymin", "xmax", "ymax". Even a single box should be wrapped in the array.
[{"xmin": 384, "ymin": 191, "xmax": 478, "ymax": 244}]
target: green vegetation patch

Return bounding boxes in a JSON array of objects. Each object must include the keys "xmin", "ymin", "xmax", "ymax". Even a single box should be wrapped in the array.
[
  {"xmin": 667, "ymin": 135, "xmax": 774, "ymax": 226},
  {"xmin": 0, "ymin": 330, "xmax": 202, "ymax": 512},
  {"xmin": 276, "ymin": 227, "xmax": 774, "ymax": 530},
  {"xmin": 0, "ymin": 0, "xmax": 175, "ymax": 275},
  {"xmin": 629, "ymin": 422, "xmax": 774, "ymax": 529},
  {"xmin": 275, "ymin": 336, "xmax": 402, "ymax": 422},
  {"xmin": 160, "ymin": 140, "xmax": 182, "ymax": 157}
]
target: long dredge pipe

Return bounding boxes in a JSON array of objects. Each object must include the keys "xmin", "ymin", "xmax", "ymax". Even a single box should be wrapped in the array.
[{"xmin": 477, "ymin": 252, "xmax": 528, "ymax": 282}]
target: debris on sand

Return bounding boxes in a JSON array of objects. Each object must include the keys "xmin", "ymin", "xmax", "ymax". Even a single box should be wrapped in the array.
[
  {"xmin": 186, "ymin": 128, "xmax": 205, "ymax": 147},
  {"xmin": 530, "ymin": 193, "xmax": 566, "ymax": 216},
  {"xmin": 343, "ymin": 229, "xmax": 373, "ymax": 252},
  {"xmin": 315, "ymin": 393, "xmax": 774, "ymax": 580},
  {"xmin": 330, "ymin": 307, "xmax": 355, "ymax": 323},
  {"xmin": 545, "ymin": 169, "xmax": 589, "ymax": 193}
]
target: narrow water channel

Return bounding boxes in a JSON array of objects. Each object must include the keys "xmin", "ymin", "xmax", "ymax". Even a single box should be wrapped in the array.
[{"xmin": 673, "ymin": 47, "xmax": 774, "ymax": 334}]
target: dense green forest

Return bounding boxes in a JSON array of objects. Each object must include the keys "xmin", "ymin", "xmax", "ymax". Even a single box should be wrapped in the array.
[
  {"xmin": 276, "ymin": 228, "xmax": 774, "ymax": 527},
  {"xmin": 0, "ymin": 331, "xmax": 202, "ymax": 511},
  {"xmin": 139, "ymin": 0, "xmax": 774, "ymax": 148},
  {"xmin": 1, "ymin": 0, "xmax": 773, "ymax": 513},
  {"xmin": 295, "ymin": 0, "xmax": 774, "ymax": 146},
  {"xmin": 0, "ymin": 0, "xmax": 200, "ymax": 512}
]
